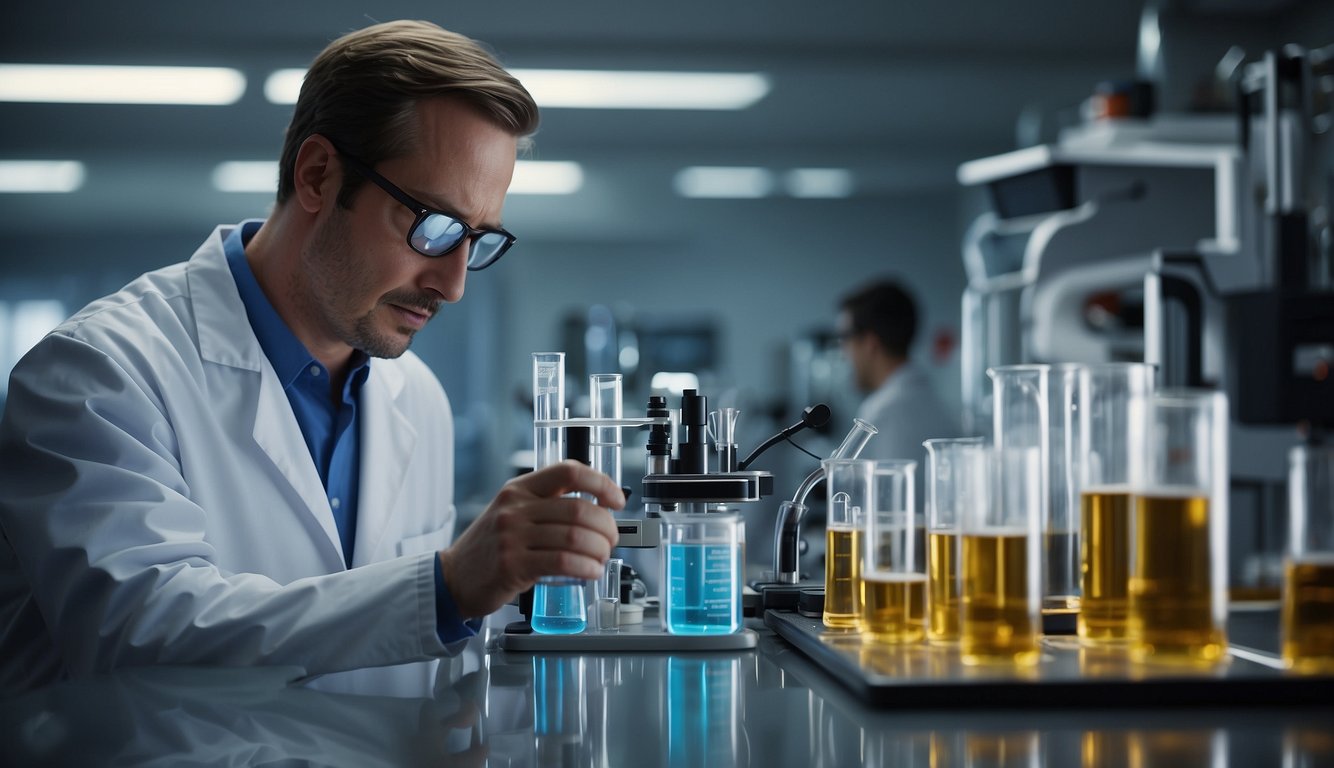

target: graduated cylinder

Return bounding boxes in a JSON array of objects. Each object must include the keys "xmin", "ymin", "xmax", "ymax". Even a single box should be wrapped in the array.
[
  {"xmin": 823, "ymin": 459, "xmax": 874, "ymax": 629},
  {"xmin": 1077, "ymin": 363, "xmax": 1154, "ymax": 643},
  {"xmin": 1128, "ymin": 389, "xmax": 1229, "ymax": 664}
]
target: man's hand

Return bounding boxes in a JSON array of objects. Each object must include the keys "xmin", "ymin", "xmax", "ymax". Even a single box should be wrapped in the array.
[{"xmin": 437, "ymin": 460, "xmax": 624, "ymax": 618}]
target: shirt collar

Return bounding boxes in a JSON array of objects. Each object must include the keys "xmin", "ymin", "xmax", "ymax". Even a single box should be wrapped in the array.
[{"xmin": 223, "ymin": 220, "xmax": 370, "ymax": 390}]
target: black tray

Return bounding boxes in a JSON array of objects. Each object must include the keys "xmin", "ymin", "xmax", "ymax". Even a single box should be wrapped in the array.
[{"xmin": 764, "ymin": 609, "xmax": 1332, "ymax": 708}]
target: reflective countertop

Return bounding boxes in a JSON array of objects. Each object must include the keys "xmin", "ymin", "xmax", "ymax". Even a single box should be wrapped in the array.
[{"xmin": 2, "ymin": 607, "xmax": 1329, "ymax": 767}]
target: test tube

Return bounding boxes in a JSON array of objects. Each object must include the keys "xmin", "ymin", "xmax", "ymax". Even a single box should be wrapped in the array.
[
  {"xmin": 960, "ymin": 445, "xmax": 1041, "ymax": 666},
  {"xmin": 532, "ymin": 353, "xmax": 565, "ymax": 471},
  {"xmin": 923, "ymin": 437, "xmax": 986, "ymax": 644},
  {"xmin": 823, "ymin": 458, "xmax": 874, "ymax": 630},
  {"xmin": 861, "ymin": 460, "xmax": 923, "ymax": 643},
  {"xmin": 1128, "ymin": 389, "xmax": 1229, "ymax": 665},
  {"xmin": 1046, "ymin": 363, "xmax": 1083, "ymax": 615},
  {"xmin": 1077, "ymin": 363, "xmax": 1154, "ymax": 643},
  {"xmin": 1283, "ymin": 444, "xmax": 1334, "ymax": 672},
  {"xmin": 597, "ymin": 558, "xmax": 623, "ymax": 632},
  {"xmin": 531, "ymin": 353, "xmax": 586, "ymax": 635},
  {"xmin": 589, "ymin": 374, "xmax": 623, "ymax": 488}
]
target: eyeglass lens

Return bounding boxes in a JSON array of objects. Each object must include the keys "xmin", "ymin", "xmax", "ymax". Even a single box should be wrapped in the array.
[{"xmin": 410, "ymin": 213, "xmax": 509, "ymax": 267}]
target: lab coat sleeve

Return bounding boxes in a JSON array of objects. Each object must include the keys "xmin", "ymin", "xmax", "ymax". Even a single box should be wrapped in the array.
[{"xmin": 0, "ymin": 332, "xmax": 453, "ymax": 680}]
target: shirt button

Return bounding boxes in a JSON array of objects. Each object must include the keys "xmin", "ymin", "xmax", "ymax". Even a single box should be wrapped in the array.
[
  {"xmin": 330, "ymin": 497, "xmax": 341, "ymax": 510},
  {"xmin": 310, "ymin": 365, "xmax": 322, "ymax": 376}
]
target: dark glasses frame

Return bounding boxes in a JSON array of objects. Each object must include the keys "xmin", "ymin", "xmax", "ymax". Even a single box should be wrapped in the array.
[{"xmin": 329, "ymin": 141, "xmax": 516, "ymax": 270}]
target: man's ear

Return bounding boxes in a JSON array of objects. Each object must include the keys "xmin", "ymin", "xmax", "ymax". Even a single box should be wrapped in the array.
[{"xmin": 291, "ymin": 135, "xmax": 341, "ymax": 215}]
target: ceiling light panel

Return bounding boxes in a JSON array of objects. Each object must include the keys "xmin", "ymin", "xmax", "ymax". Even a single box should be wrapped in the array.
[
  {"xmin": 0, "ymin": 161, "xmax": 85, "ymax": 192},
  {"xmin": 785, "ymin": 168, "xmax": 855, "ymax": 198},
  {"xmin": 510, "ymin": 69, "xmax": 769, "ymax": 110},
  {"xmin": 0, "ymin": 64, "xmax": 245, "ymax": 105},
  {"xmin": 511, "ymin": 161, "xmax": 583, "ymax": 195},
  {"xmin": 674, "ymin": 167, "xmax": 774, "ymax": 198},
  {"xmin": 264, "ymin": 68, "xmax": 769, "ymax": 110},
  {"xmin": 212, "ymin": 161, "xmax": 278, "ymax": 193}
]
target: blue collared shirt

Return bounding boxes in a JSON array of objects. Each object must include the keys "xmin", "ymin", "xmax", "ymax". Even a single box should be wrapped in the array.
[
  {"xmin": 224, "ymin": 221, "xmax": 367, "ymax": 567},
  {"xmin": 224, "ymin": 221, "xmax": 474, "ymax": 645}
]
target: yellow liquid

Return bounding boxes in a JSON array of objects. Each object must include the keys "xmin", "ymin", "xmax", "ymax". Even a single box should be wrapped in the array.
[
  {"xmin": 1281, "ymin": 556, "xmax": 1334, "ymax": 673},
  {"xmin": 961, "ymin": 531, "xmax": 1038, "ymax": 665},
  {"xmin": 1128, "ymin": 493, "xmax": 1226, "ymax": 664},
  {"xmin": 928, "ymin": 530, "xmax": 961, "ymax": 642},
  {"xmin": 860, "ymin": 572, "xmax": 927, "ymax": 642},
  {"xmin": 823, "ymin": 525, "xmax": 861, "ymax": 628},
  {"xmin": 1079, "ymin": 490, "xmax": 1132, "ymax": 642}
]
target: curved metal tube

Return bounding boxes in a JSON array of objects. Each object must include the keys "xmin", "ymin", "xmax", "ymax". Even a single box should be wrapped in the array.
[{"xmin": 771, "ymin": 419, "xmax": 877, "ymax": 583}]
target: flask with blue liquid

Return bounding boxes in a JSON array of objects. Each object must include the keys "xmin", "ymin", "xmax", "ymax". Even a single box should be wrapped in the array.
[{"xmin": 661, "ymin": 511, "xmax": 743, "ymax": 635}]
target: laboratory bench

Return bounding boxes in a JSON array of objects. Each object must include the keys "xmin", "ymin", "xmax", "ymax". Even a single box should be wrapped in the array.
[{"xmin": 1, "ymin": 606, "xmax": 1329, "ymax": 767}]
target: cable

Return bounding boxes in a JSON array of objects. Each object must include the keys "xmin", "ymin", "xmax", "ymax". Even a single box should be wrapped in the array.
[{"xmin": 784, "ymin": 437, "xmax": 822, "ymax": 462}]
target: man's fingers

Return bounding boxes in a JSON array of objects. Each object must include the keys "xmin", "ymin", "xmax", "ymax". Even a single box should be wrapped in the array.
[
  {"xmin": 528, "ymin": 549, "xmax": 606, "ymax": 581},
  {"xmin": 522, "ymin": 497, "xmax": 619, "ymax": 546},
  {"xmin": 527, "ymin": 522, "xmax": 613, "ymax": 564},
  {"xmin": 512, "ymin": 461, "xmax": 626, "ymax": 509}
]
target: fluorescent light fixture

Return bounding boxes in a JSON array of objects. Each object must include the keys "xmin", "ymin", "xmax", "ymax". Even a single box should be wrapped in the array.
[
  {"xmin": 511, "ymin": 160, "xmax": 583, "ymax": 195},
  {"xmin": 0, "ymin": 64, "xmax": 245, "ymax": 105},
  {"xmin": 265, "ymin": 68, "xmax": 306, "ymax": 104},
  {"xmin": 785, "ymin": 168, "xmax": 854, "ymax": 198},
  {"xmin": 212, "ymin": 161, "xmax": 278, "ymax": 193},
  {"xmin": 263, "ymin": 67, "xmax": 769, "ymax": 110},
  {"xmin": 511, "ymin": 69, "xmax": 769, "ymax": 110},
  {"xmin": 0, "ymin": 161, "xmax": 85, "ymax": 192},
  {"xmin": 674, "ymin": 166, "xmax": 774, "ymax": 199},
  {"xmin": 213, "ymin": 159, "xmax": 581, "ymax": 196}
]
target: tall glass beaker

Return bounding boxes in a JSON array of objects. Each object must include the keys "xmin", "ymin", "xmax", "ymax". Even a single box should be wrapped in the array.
[
  {"xmin": 823, "ymin": 458, "xmax": 874, "ymax": 629},
  {"xmin": 661, "ymin": 512, "xmax": 743, "ymax": 635},
  {"xmin": 1128, "ymin": 389, "xmax": 1229, "ymax": 664},
  {"xmin": 531, "ymin": 352, "xmax": 586, "ymax": 635},
  {"xmin": 589, "ymin": 373, "xmax": 622, "ymax": 487},
  {"xmin": 1283, "ymin": 444, "xmax": 1334, "ymax": 672},
  {"xmin": 532, "ymin": 352, "xmax": 565, "ymax": 471},
  {"xmin": 923, "ymin": 437, "xmax": 987, "ymax": 644},
  {"xmin": 861, "ymin": 460, "xmax": 923, "ymax": 642},
  {"xmin": 961, "ymin": 445, "xmax": 1041, "ymax": 666},
  {"xmin": 1077, "ymin": 363, "xmax": 1154, "ymax": 643},
  {"xmin": 1046, "ymin": 363, "xmax": 1083, "ymax": 615}
]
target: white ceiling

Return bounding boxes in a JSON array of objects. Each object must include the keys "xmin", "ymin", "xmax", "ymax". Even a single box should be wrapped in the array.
[{"xmin": 0, "ymin": 0, "xmax": 1325, "ymax": 245}]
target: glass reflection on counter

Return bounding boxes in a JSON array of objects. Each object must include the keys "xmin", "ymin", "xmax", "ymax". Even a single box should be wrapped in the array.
[
  {"xmin": 1285, "ymin": 726, "xmax": 1334, "ymax": 768},
  {"xmin": 667, "ymin": 656, "xmax": 746, "ymax": 767},
  {"xmin": 534, "ymin": 656, "xmax": 590, "ymax": 766},
  {"xmin": 1079, "ymin": 729, "xmax": 1227, "ymax": 768},
  {"xmin": 961, "ymin": 731, "xmax": 1041, "ymax": 768}
]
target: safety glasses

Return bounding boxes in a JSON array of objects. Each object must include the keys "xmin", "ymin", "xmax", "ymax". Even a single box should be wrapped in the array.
[{"xmin": 332, "ymin": 143, "xmax": 516, "ymax": 270}]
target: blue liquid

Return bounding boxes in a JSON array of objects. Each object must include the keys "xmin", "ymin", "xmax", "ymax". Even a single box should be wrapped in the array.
[
  {"xmin": 532, "ymin": 578, "xmax": 586, "ymax": 634},
  {"xmin": 667, "ymin": 657, "xmax": 739, "ymax": 767},
  {"xmin": 664, "ymin": 543, "xmax": 740, "ymax": 634}
]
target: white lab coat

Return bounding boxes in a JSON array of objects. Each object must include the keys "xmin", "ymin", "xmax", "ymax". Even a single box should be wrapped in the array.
[
  {"xmin": 856, "ymin": 362, "xmax": 964, "ymax": 504},
  {"xmin": 0, "ymin": 225, "xmax": 462, "ymax": 696}
]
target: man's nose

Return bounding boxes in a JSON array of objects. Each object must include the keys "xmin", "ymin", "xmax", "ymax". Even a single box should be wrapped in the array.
[{"xmin": 422, "ymin": 241, "xmax": 469, "ymax": 303}]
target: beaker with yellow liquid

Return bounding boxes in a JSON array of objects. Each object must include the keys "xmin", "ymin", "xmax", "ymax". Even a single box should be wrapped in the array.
[
  {"xmin": 1077, "ymin": 363, "xmax": 1154, "ymax": 643},
  {"xmin": 823, "ymin": 458, "xmax": 873, "ymax": 629},
  {"xmin": 1127, "ymin": 389, "xmax": 1228, "ymax": 665},
  {"xmin": 1283, "ymin": 444, "xmax": 1334, "ymax": 673},
  {"xmin": 861, "ymin": 460, "xmax": 924, "ymax": 642},
  {"xmin": 960, "ymin": 445, "xmax": 1042, "ymax": 666},
  {"xmin": 923, "ymin": 437, "xmax": 986, "ymax": 644}
]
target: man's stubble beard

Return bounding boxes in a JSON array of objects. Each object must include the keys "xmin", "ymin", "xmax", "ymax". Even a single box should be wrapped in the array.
[{"xmin": 304, "ymin": 209, "xmax": 415, "ymax": 360}]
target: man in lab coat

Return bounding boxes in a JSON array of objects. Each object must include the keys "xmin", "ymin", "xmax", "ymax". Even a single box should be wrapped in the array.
[
  {"xmin": 837, "ymin": 279, "xmax": 962, "ymax": 475},
  {"xmin": 0, "ymin": 21, "xmax": 622, "ymax": 695}
]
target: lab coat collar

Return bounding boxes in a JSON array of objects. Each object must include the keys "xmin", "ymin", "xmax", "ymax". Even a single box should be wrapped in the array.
[
  {"xmin": 863, "ymin": 361, "xmax": 925, "ymax": 417},
  {"xmin": 182, "ymin": 225, "xmax": 413, "ymax": 568}
]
